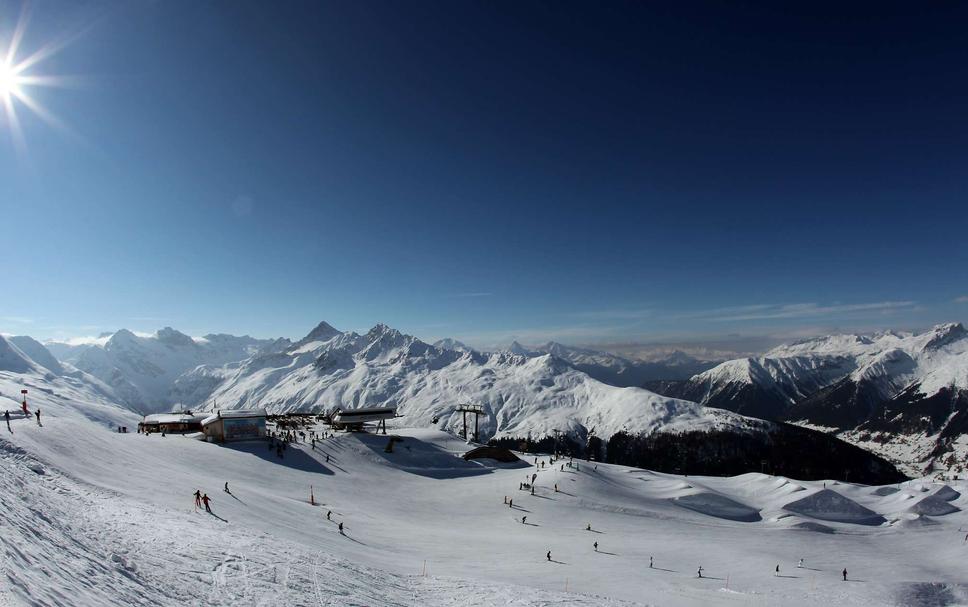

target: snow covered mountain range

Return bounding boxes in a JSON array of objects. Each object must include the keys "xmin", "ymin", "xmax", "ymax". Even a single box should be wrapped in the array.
[
  {"xmin": 500, "ymin": 340, "xmax": 717, "ymax": 387},
  {"xmin": 7, "ymin": 320, "xmax": 962, "ymax": 477},
  {"xmin": 647, "ymin": 323, "xmax": 968, "ymax": 476},
  {"xmin": 174, "ymin": 322, "xmax": 748, "ymax": 445},
  {"xmin": 43, "ymin": 328, "xmax": 281, "ymax": 413}
]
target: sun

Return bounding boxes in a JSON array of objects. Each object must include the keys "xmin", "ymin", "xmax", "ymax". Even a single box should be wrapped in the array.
[
  {"xmin": 0, "ymin": 6, "xmax": 73, "ymax": 149},
  {"xmin": 0, "ymin": 60, "xmax": 24, "ymax": 100}
]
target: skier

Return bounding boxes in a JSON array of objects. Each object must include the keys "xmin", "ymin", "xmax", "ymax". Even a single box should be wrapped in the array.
[
  {"xmin": 504, "ymin": 496, "xmax": 508, "ymax": 505},
  {"xmin": 554, "ymin": 483, "xmax": 558, "ymax": 492},
  {"xmin": 697, "ymin": 566, "xmax": 703, "ymax": 578},
  {"xmin": 224, "ymin": 482, "xmax": 230, "ymax": 494},
  {"xmin": 202, "ymin": 493, "xmax": 212, "ymax": 513},
  {"xmin": 649, "ymin": 556, "xmax": 654, "ymax": 569},
  {"xmin": 35, "ymin": 408, "xmax": 40, "ymax": 425},
  {"xmin": 586, "ymin": 523, "xmax": 591, "ymax": 531},
  {"xmin": 21, "ymin": 400, "xmax": 28, "ymax": 416},
  {"xmin": 798, "ymin": 558, "xmax": 804, "ymax": 568},
  {"xmin": 326, "ymin": 454, "xmax": 330, "ymax": 463},
  {"xmin": 338, "ymin": 522, "xmax": 344, "ymax": 535},
  {"xmin": 327, "ymin": 510, "xmax": 332, "ymax": 521},
  {"xmin": 546, "ymin": 550, "xmax": 551, "ymax": 562},
  {"xmin": 4, "ymin": 410, "xmax": 10, "ymax": 433},
  {"xmin": 194, "ymin": 489, "xmax": 202, "ymax": 508},
  {"xmin": 842, "ymin": 568, "xmax": 847, "ymax": 582},
  {"xmin": 594, "ymin": 542, "xmax": 598, "ymax": 552},
  {"xmin": 530, "ymin": 486, "xmax": 535, "ymax": 495},
  {"xmin": 775, "ymin": 564, "xmax": 780, "ymax": 577},
  {"xmin": 522, "ymin": 516, "xmax": 527, "ymax": 524},
  {"xmin": 509, "ymin": 499, "xmax": 513, "ymax": 508}
]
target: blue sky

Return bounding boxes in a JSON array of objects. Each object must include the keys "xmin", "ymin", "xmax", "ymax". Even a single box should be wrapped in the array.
[{"xmin": 1, "ymin": 1, "xmax": 966, "ymax": 349}]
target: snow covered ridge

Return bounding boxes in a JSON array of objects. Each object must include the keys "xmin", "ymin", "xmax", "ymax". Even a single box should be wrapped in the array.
[
  {"xmin": 647, "ymin": 323, "xmax": 968, "ymax": 476},
  {"xmin": 477, "ymin": 340, "xmax": 719, "ymax": 386},
  {"xmin": 176, "ymin": 321, "xmax": 753, "ymax": 446},
  {"xmin": 41, "ymin": 328, "xmax": 284, "ymax": 414}
]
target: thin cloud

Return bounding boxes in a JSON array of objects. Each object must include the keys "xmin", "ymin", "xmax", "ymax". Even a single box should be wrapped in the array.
[
  {"xmin": 1, "ymin": 316, "xmax": 33, "ymax": 324},
  {"xmin": 955, "ymin": 296, "xmax": 968, "ymax": 304},
  {"xmin": 450, "ymin": 292, "xmax": 493, "ymax": 298},
  {"xmin": 567, "ymin": 308, "xmax": 654, "ymax": 320},
  {"xmin": 679, "ymin": 301, "xmax": 917, "ymax": 322}
]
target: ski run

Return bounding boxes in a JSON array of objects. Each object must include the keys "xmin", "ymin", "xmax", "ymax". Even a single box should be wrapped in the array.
[{"xmin": 2, "ymin": 383, "xmax": 967, "ymax": 607}]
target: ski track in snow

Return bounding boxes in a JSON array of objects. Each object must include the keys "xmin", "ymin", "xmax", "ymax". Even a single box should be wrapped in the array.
[{"xmin": 2, "ymin": 398, "xmax": 967, "ymax": 607}]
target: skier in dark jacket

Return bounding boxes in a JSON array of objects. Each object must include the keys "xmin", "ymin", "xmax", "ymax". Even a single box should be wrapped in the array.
[
  {"xmin": 546, "ymin": 551, "xmax": 551, "ymax": 561},
  {"xmin": 35, "ymin": 408, "xmax": 40, "ymax": 425},
  {"xmin": 842, "ymin": 568, "xmax": 848, "ymax": 581},
  {"xmin": 4, "ymin": 410, "xmax": 10, "ymax": 432},
  {"xmin": 194, "ymin": 490, "xmax": 202, "ymax": 508},
  {"xmin": 338, "ymin": 522, "xmax": 344, "ymax": 534},
  {"xmin": 202, "ymin": 494, "xmax": 212, "ymax": 513},
  {"xmin": 594, "ymin": 542, "xmax": 598, "ymax": 552}
]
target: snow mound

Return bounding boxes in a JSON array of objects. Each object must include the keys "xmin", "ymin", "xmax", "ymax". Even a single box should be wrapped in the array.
[
  {"xmin": 789, "ymin": 521, "xmax": 837, "ymax": 533},
  {"xmin": 672, "ymin": 492, "xmax": 761, "ymax": 522},
  {"xmin": 872, "ymin": 486, "xmax": 899, "ymax": 496},
  {"xmin": 890, "ymin": 513, "xmax": 941, "ymax": 528},
  {"xmin": 933, "ymin": 485, "xmax": 961, "ymax": 502},
  {"xmin": 907, "ymin": 495, "xmax": 960, "ymax": 517},
  {"xmin": 783, "ymin": 489, "xmax": 886, "ymax": 526}
]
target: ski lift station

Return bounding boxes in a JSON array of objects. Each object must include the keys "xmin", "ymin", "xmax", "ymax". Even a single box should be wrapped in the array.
[
  {"xmin": 331, "ymin": 406, "xmax": 398, "ymax": 434},
  {"xmin": 139, "ymin": 412, "xmax": 207, "ymax": 434},
  {"xmin": 201, "ymin": 408, "xmax": 268, "ymax": 443}
]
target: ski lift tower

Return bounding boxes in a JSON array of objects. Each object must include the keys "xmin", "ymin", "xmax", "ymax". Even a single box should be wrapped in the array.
[{"xmin": 455, "ymin": 403, "xmax": 486, "ymax": 442}]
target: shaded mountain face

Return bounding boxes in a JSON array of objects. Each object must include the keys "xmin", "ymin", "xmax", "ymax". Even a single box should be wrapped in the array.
[{"xmin": 647, "ymin": 323, "xmax": 968, "ymax": 476}]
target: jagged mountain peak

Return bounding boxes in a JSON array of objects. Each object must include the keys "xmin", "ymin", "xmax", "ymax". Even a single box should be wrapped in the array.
[
  {"xmin": 301, "ymin": 321, "xmax": 341, "ymax": 343},
  {"xmin": 106, "ymin": 329, "xmax": 139, "ymax": 348},
  {"xmin": 922, "ymin": 322, "xmax": 967, "ymax": 351},
  {"xmin": 155, "ymin": 327, "xmax": 197, "ymax": 347},
  {"xmin": 0, "ymin": 334, "xmax": 39, "ymax": 374},
  {"xmin": 507, "ymin": 341, "xmax": 534, "ymax": 356},
  {"xmin": 433, "ymin": 338, "xmax": 474, "ymax": 353},
  {"xmin": 8, "ymin": 336, "xmax": 64, "ymax": 375}
]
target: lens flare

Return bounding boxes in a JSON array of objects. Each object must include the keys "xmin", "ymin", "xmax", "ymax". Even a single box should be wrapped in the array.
[{"xmin": 1, "ymin": 5, "xmax": 75, "ymax": 151}]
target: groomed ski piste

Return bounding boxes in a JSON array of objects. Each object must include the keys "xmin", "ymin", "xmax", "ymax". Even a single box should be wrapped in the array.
[{"xmin": 2, "ymin": 389, "xmax": 967, "ymax": 606}]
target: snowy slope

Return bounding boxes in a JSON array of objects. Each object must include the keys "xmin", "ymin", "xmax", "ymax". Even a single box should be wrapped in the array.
[
  {"xmin": 185, "ymin": 323, "xmax": 759, "ymax": 444},
  {"xmin": 649, "ymin": 324, "xmax": 968, "ymax": 476},
  {"xmin": 54, "ymin": 328, "xmax": 280, "ymax": 414},
  {"xmin": 1, "ymin": 405, "xmax": 966, "ymax": 607}
]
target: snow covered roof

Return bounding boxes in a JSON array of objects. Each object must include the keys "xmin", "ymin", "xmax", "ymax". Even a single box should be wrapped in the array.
[
  {"xmin": 201, "ymin": 408, "xmax": 268, "ymax": 426},
  {"xmin": 142, "ymin": 413, "xmax": 207, "ymax": 425},
  {"xmin": 333, "ymin": 406, "xmax": 398, "ymax": 423}
]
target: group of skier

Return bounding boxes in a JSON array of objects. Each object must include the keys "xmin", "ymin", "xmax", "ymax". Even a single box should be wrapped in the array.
[
  {"xmin": 193, "ymin": 489, "xmax": 214, "ymax": 513},
  {"xmin": 4, "ymin": 400, "xmax": 41, "ymax": 432}
]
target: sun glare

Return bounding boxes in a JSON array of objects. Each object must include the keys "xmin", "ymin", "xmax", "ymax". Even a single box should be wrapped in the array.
[
  {"xmin": 1, "ymin": 7, "xmax": 72, "ymax": 149},
  {"xmin": 0, "ymin": 60, "xmax": 23, "ymax": 100}
]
